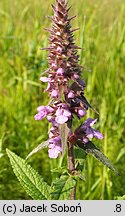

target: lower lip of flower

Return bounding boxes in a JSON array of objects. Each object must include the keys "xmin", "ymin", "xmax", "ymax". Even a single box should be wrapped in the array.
[
  {"xmin": 55, "ymin": 115, "xmax": 68, "ymax": 124},
  {"xmin": 51, "ymin": 90, "xmax": 58, "ymax": 97}
]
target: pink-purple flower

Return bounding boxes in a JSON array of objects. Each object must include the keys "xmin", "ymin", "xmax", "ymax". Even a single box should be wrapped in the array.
[
  {"xmin": 48, "ymin": 136, "xmax": 62, "ymax": 158},
  {"xmin": 55, "ymin": 103, "xmax": 71, "ymax": 124},
  {"xmin": 57, "ymin": 68, "xmax": 64, "ymax": 76},
  {"xmin": 68, "ymin": 91, "xmax": 75, "ymax": 99},
  {"xmin": 77, "ymin": 108, "xmax": 86, "ymax": 118},
  {"xmin": 34, "ymin": 106, "xmax": 54, "ymax": 120},
  {"xmin": 75, "ymin": 118, "xmax": 103, "ymax": 144}
]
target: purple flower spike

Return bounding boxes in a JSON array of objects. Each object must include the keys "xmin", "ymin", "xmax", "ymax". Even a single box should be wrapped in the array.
[{"xmin": 34, "ymin": 0, "xmax": 103, "ymax": 158}]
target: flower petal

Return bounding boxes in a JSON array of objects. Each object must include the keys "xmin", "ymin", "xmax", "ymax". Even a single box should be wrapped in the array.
[
  {"xmin": 45, "ymin": 82, "xmax": 51, "ymax": 91},
  {"xmin": 57, "ymin": 47, "xmax": 62, "ymax": 53},
  {"xmin": 40, "ymin": 77, "xmax": 50, "ymax": 82},
  {"xmin": 34, "ymin": 112, "xmax": 46, "ymax": 120},
  {"xmin": 78, "ymin": 109, "xmax": 86, "ymax": 117},
  {"xmin": 55, "ymin": 108, "xmax": 63, "ymax": 116},
  {"xmin": 46, "ymin": 106, "xmax": 54, "ymax": 113},
  {"xmin": 63, "ymin": 109, "xmax": 71, "ymax": 117},
  {"xmin": 37, "ymin": 106, "xmax": 45, "ymax": 112},
  {"xmin": 82, "ymin": 137, "xmax": 89, "ymax": 144},
  {"xmin": 94, "ymin": 130, "xmax": 104, "ymax": 140},
  {"xmin": 84, "ymin": 118, "xmax": 97, "ymax": 127},
  {"xmin": 51, "ymin": 90, "xmax": 58, "ymax": 98},
  {"xmin": 52, "ymin": 62, "xmax": 57, "ymax": 69},
  {"xmin": 57, "ymin": 68, "xmax": 64, "ymax": 75},
  {"xmin": 90, "ymin": 119, "xmax": 97, "ymax": 127},
  {"xmin": 55, "ymin": 115, "xmax": 68, "ymax": 124},
  {"xmin": 87, "ymin": 133, "xmax": 94, "ymax": 139},
  {"xmin": 68, "ymin": 91, "xmax": 75, "ymax": 99},
  {"xmin": 48, "ymin": 148, "xmax": 60, "ymax": 158},
  {"xmin": 49, "ymin": 136, "xmax": 61, "ymax": 144}
]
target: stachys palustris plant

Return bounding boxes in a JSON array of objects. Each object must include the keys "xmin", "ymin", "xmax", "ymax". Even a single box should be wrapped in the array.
[
  {"xmin": 7, "ymin": 0, "xmax": 119, "ymax": 201},
  {"xmin": 34, "ymin": 0, "xmax": 105, "ymax": 199},
  {"xmin": 34, "ymin": 0, "xmax": 103, "ymax": 158},
  {"xmin": 33, "ymin": 0, "xmax": 119, "ymax": 200}
]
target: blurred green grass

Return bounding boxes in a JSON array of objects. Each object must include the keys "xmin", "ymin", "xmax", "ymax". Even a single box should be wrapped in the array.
[{"xmin": 0, "ymin": 0, "xmax": 125, "ymax": 199}]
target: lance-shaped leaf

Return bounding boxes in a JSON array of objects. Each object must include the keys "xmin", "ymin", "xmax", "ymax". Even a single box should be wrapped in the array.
[
  {"xmin": 76, "ymin": 141, "xmax": 119, "ymax": 175},
  {"xmin": 74, "ymin": 147, "xmax": 86, "ymax": 172},
  {"xmin": 59, "ymin": 123, "xmax": 70, "ymax": 157},
  {"xmin": 50, "ymin": 175, "xmax": 76, "ymax": 200},
  {"xmin": 74, "ymin": 147, "xmax": 86, "ymax": 159},
  {"xmin": 6, "ymin": 149, "xmax": 50, "ymax": 200},
  {"xmin": 26, "ymin": 140, "xmax": 49, "ymax": 160}
]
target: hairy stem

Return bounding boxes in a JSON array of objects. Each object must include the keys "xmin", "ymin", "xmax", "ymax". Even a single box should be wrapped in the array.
[{"xmin": 68, "ymin": 141, "xmax": 76, "ymax": 200}]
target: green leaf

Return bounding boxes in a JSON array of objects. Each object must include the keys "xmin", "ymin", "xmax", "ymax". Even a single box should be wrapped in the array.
[
  {"xmin": 74, "ymin": 147, "xmax": 86, "ymax": 172},
  {"xmin": 51, "ymin": 166, "xmax": 67, "ymax": 175},
  {"xmin": 50, "ymin": 175, "xmax": 76, "ymax": 200},
  {"xmin": 59, "ymin": 123, "xmax": 70, "ymax": 157},
  {"xmin": 26, "ymin": 140, "xmax": 49, "ymax": 160},
  {"xmin": 73, "ymin": 171, "xmax": 85, "ymax": 181},
  {"xmin": 76, "ymin": 141, "xmax": 119, "ymax": 175},
  {"xmin": 6, "ymin": 149, "xmax": 50, "ymax": 200},
  {"xmin": 74, "ymin": 147, "xmax": 86, "ymax": 159}
]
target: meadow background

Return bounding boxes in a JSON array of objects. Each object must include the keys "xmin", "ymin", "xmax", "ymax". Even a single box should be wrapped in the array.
[{"xmin": 0, "ymin": 0, "xmax": 125, "ymax": 200}]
